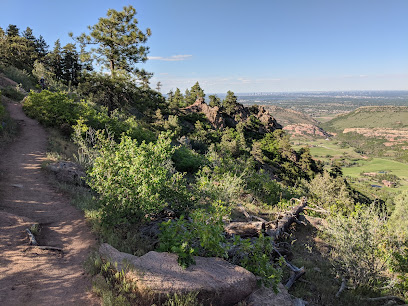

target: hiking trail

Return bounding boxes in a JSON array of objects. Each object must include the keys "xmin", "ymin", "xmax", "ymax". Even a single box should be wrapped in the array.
[{"xmin": 0, "ymin": 99, "xmax": 99, "ymax": 305}]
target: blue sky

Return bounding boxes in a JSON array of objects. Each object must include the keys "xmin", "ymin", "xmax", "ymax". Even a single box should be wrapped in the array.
[{"xmin": 1, "ymin": 0, "xmax": 407, "ymax": 93}]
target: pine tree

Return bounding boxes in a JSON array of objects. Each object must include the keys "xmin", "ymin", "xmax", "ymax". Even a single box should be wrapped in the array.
[
  {"xmin": 156, "ymin": 81, "xmax": 162, "ymax": 92},
  {"xmin": 47, "ymin": 40, "xmax": 63, "ymax": 81},
  {"xmin": 209, "ymin": 94, "xmax": 221, "ymax": 107},
  {"xmin": 6, "ymin": 24, "xmax": 19, "ymax": 37},
  {"xmin": 35, "ymin": 35, "xmax": 49, "ymax": 59},
  {"xmin": 72, "ymin": 5, "xmax": 151, "ymax": 77},
  {"xmin": 185, "ymin": 81, "xmax": 205, "ymax": 106},
  {"xmin": 61, "ymin": 43, "xmax": 81, "ymax": 86},
  {"xmin": 172, "ymin": 88, "xmax": 184, "ymax": 109},
  {"xmin": 223, "ymin": 90, "xmax": 238, "ymax": 115}
]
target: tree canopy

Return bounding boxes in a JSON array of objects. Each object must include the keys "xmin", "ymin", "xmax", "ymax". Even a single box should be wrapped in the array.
[{"xmin": 71, "ymin": 5, "xmax": 151, "ymax": 77}]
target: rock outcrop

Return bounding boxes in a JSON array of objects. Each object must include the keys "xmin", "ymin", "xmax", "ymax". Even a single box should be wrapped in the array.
[
  {"xmin": 283, "ymin": 123, "xmax": 333, "ymax": 138},
  {"xmin": 183, "ymin": 98, "xmax": 282, "ymax": 133},
  {"xmin": 46, "ymin": 161, "xmax": 86, "ymax": 186},
  {"xmin": 99, "ymin": 243, "xmax": 257, "ymax": 306}
]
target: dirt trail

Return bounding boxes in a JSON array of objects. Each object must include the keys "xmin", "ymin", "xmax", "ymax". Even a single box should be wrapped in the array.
[{"xmin": 0, "ymin": 100, "xmax": 99, "ymax": 305}]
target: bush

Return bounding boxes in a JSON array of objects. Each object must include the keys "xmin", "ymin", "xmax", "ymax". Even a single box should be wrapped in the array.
[
  {"xmin": 172, "ymin": 146, "xmax": 205, "ymax": 173},
  {"xmin": 391, "ymin": 242, "xmax": 408, "ymax": 298},
  {"xmin": 0, "ymin": 64, "xmax": 37, "ymax": 90},
  {"xmin": 159, "ymin": 201, "xmax": 229, "ymax": 268},
  {"xmin": 325, "ymin": 205, "xmax": 392, "ymax": 287},
  {"xmin": 306, "ymin": 171, "xmax": 355, "ymax": 213},
  {"xmin": 23, "ymin": 91, "xmax": 156, "ymax": 143},
  {"xmin": 1, "ymin": 86, "xmax": 25, "ymax": 101},
  {"xmin": 389, "ymin": 191, "xmax": 408, "ymax": 239},
  {"xmin": 196, "ymin": 166, "xmax": 244, "ymax": 204},
  {"xmin": 23, "ymin": 90, "xmax": 78, "ymax": 127},
  {"xmin": 88, "ymin": 133, "xmax": 192, "ymax": 225},
  {"xmin": 230, "ymin": 234, "xmax": 283, "ymax": 290}
]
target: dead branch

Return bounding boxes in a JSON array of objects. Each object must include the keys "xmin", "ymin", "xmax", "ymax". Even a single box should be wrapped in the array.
[
  {"xmin": 25, "ymin": 228, "xmax": 38, "ymax": 246},
  {"xmin": 237, "ymin": 204, "xmax": 251, "ymax": 220},
  {"xmin": 265, "ymin": 197, "xmax": 308, "ymax": 240},
  {"xmin": 335, "ymin": 278, "xmax": 347, "ymax": 298},
  {"xmin": 34, "ymin": 246, "xmax": 63, "ymax": 252},
  {"xmin": 285, "ymin": 268, "xmax": 306, "ymax": 289}
]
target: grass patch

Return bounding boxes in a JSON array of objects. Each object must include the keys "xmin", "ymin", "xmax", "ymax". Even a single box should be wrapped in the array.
[
  {"xmin": 323, "ymin": 106, "xmax": 408, "ymax": 131},
  {"xmin": 343, "ymin": 158, "xmax": 408, "ymax": 192},
  {"xmin": 0, "ymin": 95, "xmax": 19, "ymax": 146}
]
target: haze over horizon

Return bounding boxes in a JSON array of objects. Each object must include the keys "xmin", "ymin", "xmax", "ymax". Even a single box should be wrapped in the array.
[{"xmin": 1, "ymin": 0, "xmax": 407, "ymax": 93}]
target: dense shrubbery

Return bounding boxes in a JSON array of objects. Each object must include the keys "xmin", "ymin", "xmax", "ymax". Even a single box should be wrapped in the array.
[
  {"xmin": 0, "ymin": 64, "xmax": 37, "ymax": 90},
  {"xmin": 1, "ymin": 86, "xmax": 25, "ymax": 101},
  {"xmin": 171, "ymin": 146, "xmax": 205, "ymax": 173},
  {"xmin": 23, "ymin": 90, "xmax": 155, "ymax": 142},
  {"xmin": 325, "ymin": 205, "xmax": 391, "ymax": 286},
  {"xmin": 88, "ymin": 133, "xmax": 192, "ymax": 225}
]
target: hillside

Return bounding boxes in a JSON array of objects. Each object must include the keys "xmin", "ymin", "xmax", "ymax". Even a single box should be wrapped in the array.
[
  {"xmin": 263, "ymin": 105, "xmax": 319, "ymax": 127},
  {"xmin": 322, "ymin": 106, "xmax": 408, "ymax": 131}
]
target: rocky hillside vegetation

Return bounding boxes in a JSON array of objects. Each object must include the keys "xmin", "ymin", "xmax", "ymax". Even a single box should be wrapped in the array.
[{"xmin": 2, "ymin": 7, "xmax": 408, "ymax": 305}]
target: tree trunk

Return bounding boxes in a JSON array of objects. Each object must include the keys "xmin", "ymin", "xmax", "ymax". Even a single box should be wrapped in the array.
[{"xmin": 265, "ymin": 197, "xmax": 308, "ymax": 240}]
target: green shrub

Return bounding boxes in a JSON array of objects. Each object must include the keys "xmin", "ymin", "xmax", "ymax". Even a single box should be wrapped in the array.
[
  {"xmin": 306, "ymin": 171, "xmax": 355, "ymax": 213},
  {"xmin": 1, "ymin": 86, "xmax": 25, "ymax": 101},
  {"xmin": 196, "ymin": 166, "xmax": 244, "ymax": 204},
  {"xmin": 23, "ymin": 90, "xmax": 78, "ymax": 127},
  {"xmin": 389, "ymin": 191, "xmax": 408, "ymax": 239},
  {"xmin": 23, "ymin": 91, "xmax": 156, "ymax": 143},
  {"xmin": 0, "ymin": 64, "xmax": 37, "ymax": 90},
  {"xmin": 172, "ymin": 146, "xmax": 205, "ymax": 173},
  {"xmin": 325, "ymin": 205, "xmax": 391, "ymax": 287},
  {"xmin": 88, "ymin": 133, "xmax": 192, "ymax": 225},
  {"xmin": 231, "ymin": 234, "xmax": 283, "ymax": 290},
  {"xmin": 246, "ymin": 169, "xmax": 282, "ymax": 205},
  {"xmin": 159, "ymin": 201, "xmax": 230, "ymax": 268},
  {"xmin": 391, "ymin": 242, "xmax": 408, "ymax": 298}
]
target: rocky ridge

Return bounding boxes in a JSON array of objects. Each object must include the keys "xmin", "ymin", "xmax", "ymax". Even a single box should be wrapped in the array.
[{"xmin": 182, "ymin": 98, "xmax": 282, "ymax": 133}]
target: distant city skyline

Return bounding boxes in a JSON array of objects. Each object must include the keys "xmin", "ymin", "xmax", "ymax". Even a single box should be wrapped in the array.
[{"xmin": 1, "ymin": 0, "xmax": 407, "ymax": 93}]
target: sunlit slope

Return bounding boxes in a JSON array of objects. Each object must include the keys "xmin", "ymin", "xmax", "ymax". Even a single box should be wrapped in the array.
[{"xmin": 322, "ymin": 106, "xmax": 408, "ymax": 130}]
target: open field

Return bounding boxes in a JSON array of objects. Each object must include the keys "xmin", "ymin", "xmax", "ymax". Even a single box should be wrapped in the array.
[
  {"xmin": 292, "ymin": 139, "xmax": 363, "ymax": 163},
  {"xmin": 293, "ymin": 138, "xmax": 408, "ymax": 192},
  {"xmin": 342, "ymin": 158, "xmax": 408, "ymax": 192}
]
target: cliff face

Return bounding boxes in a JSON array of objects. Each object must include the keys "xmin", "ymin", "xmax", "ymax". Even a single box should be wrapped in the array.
[{"xmin": 183, "ymin": 98, "xmax": 282, "ymax": 133}]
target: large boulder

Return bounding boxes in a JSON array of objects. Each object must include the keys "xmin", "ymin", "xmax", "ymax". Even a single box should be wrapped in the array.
[
  {"xmin": 99, "ymin": 243, "xmax": 257, "ymax": 306},
  {"xmin": 46, "ymin": 161, "xmax": 86, "ymax": 186}
]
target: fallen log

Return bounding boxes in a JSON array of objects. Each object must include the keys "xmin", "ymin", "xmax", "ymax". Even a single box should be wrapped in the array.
[
  {"xmin": 225, "ymin": 221, "xmax": 264, "ymax": 238},
  {"xmin": 265, "ymin": 197, "xmax": 308, "ymax": 240}
]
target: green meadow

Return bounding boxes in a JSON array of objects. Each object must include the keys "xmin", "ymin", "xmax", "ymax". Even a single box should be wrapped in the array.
[{"xmin": 343, "ymin": 158, "xmax": 408, "ymax": 192}]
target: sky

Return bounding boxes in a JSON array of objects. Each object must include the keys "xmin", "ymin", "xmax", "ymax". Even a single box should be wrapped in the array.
[{"xmin": 1, "ymin": 0, "xmax": 407, "ymax": 93}]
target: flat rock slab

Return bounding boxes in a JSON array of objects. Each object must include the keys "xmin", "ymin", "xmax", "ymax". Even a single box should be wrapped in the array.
[{"xmin": 99, "ymin": 243, "xmax": 257, "ymax": 305}]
